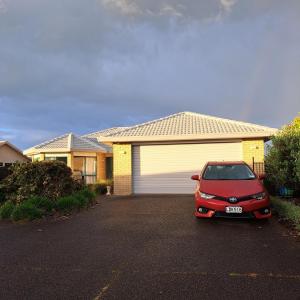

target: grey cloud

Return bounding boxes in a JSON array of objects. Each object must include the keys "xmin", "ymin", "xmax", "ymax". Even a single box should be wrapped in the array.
[{"xmin": 0, "ymin": 0, "xmax": 299, "ymax": 149}]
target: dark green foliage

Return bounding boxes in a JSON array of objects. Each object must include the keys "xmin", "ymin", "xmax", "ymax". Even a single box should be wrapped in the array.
[
  {"xmin": 271, "ymin": 197, "xmax": 300, "ymax": 231},
  {"xmin": 26, "ymin": 196, "xmax": 54, "ymax": 212},
  {"xmin": 79, "ymin": 188, "xmax": 96, "ymax": 203},
  {"xmin": 0, "ymin": 187, "xmax": 96, "ymax": 221},
  {"xmin": 11, "ymin": 202, "xmax": 43, "ymax": 221},
  {"xmin": 56, "ymin": 189, "xmax": 96, "ymax": 213},
  {"xmin": 0, "ymin": 201, "xmax": 15, "ymax": 219},
  {"xmin": 56, "ymin": 195, "xmax": 80, "ymax": 212},
  {"xmin": 265, "ymin": 115, "xmax": 300, "ymax": 195},
  {"xmin": 0, "ymin": 187, "xmax": 6, "ymax": 204},
  {"xmin": 0, "ymin": 161, "xmax": 83, "ymax": 204},
  {"xmin": 74, "ymin": 192, "xmax": 88, "ymax": 208}
]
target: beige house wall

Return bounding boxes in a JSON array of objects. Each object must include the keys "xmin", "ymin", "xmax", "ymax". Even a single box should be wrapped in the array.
[
  {"xmin": 113, "ymin": 144, "xmax": 132, "ymax": 195},
  {"xmin": 242, "ymin": 139, "xmax": 265, "ymax": 165},
  {"xmin": 96, "ymin": 152, "xmax": 106, "ymax": 182},
  {"xmin": 0, "ymin": 144, "xmax": 28, "ymax": 164}
]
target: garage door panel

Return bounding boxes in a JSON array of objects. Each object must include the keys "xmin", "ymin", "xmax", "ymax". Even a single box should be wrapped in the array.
[{"xmin": 133, "ymin": 143, "xmax": 242, "ymax": 194}]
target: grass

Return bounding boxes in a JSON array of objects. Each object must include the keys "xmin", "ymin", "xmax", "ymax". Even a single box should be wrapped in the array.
[
  {"xmin": 0, "ymin": 201, "xmax": 15, "ymax": 219},
  {"xmin": 271, "ymin": 196, "xmax": 300, "ymax": 231},
  {"xmin": 27, "ymin": 196, "xmax": 54, "ymax": 212},
  {"xmin": 0, "ymin": 188, "xmax": 97, "ymax": 222},
  {"xmin": 56, "ymin": 188, "xmax": 96, "ymax": 212},
  {"xmin": 11, "ymin": 202, "xmax": 43, "ymax": 221}
]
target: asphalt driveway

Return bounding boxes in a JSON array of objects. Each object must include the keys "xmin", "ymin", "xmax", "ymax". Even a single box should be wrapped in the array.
[{"xmin": 1, "ymin": 195, "xmax": 300, "ymax": 300}]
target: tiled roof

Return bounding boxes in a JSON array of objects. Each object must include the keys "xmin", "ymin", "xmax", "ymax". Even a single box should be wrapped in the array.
[
  {"xmin": 82, "ymin": 127, "xmax": 129, "ymax": 139},
  {"xmin": 101, "ymin": 112, "xmax": 277, "ymax": 142},
  {"xmin": 24, "ymin": 133, "xmax": 109, "ymax": 155}
]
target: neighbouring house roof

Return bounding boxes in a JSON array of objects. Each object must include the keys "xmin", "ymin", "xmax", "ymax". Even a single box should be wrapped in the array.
[
  {"xmin": 0, "ymin": 141, "xmax": 30, "ymax": 160},
  {"xmin": 24, "ymin": 133, "xmax": 109, "ymax": 155},
  {"xmin": 101, "ymin": 112, "xmax": 278, "ymax": 143}
]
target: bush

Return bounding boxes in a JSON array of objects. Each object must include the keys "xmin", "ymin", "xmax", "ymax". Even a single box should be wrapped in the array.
[
  {"xmin": 56, "ymin": 188, "xmax": 96, "ymax": 213},
  {"xmin": 27, "ymin": 196, "xmax": 54, "ymax": 212},
  {"xmin": 265, "ymin": 115, "xmax": 300, "ymax": 195},
  {"xmin": 0, "ymin": 201, "xmax": 15, "ymax": 219},
  {"xmin": 0, "ymin": 187, "xmax": 96, "ymax": 221},
  {"xmin": 271, "ymin": 197, "xmax": 300, "ymax": 230},
  {"xmin": 0, "ymin": 161, "xmax": 83, "ymax": 204},
  {"xmin": 0, "ymin": 187, "xmax": 6, "ymax": 204},
  {"xmin": 56, "ymin": 195, "xmax": 78, "ymax": 212},
  {"xmin": 11, "ymin": 202, "xmax": 43, "ymax": 221},
  {"xmin": 79, "ymin": 188, "xmax": 96, "ymax": 203}
]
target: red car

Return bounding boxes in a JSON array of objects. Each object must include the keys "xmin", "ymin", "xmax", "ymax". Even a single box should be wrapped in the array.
[{"xmin": 191, "ymin": 161, "xmax": 271, "ymax": 219}]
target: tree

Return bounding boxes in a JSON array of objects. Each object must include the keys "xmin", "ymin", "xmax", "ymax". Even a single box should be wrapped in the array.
[{"xmin": 265, "ymin": 114, "xmax": 300, "ymax": 194}]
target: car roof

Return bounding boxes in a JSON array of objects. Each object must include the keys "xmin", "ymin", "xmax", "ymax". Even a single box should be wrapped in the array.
[{"xmin": 206, "ymin": 161, "xmax": 246, "ymax": 166}]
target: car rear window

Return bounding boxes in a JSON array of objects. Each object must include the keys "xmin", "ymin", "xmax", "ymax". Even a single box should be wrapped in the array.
[{"xmin": 203, "ymin": 164, "xmax": 256, "ymax": 180}]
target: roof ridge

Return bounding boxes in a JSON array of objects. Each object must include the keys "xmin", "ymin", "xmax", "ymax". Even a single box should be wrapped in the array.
[
  {"xmin": 35, "ymin": 133, "xmax": 71, "ymax": 149},
  {"xmin": 68, "ymin": 133, "xmax": 73, "ymax": 150},
  {"xmin": 82, "ymin": 127, "xmax": 118, "ymax": 137},
  {"xmin": 79, "ymin": 135, "xmax": 105, "ymax": 149},
  {"xmin": 183, "ymin": 111, "xmax": 277, "ymax": 130},
  {"xmin": 82, "ymin": 126, "xmax": 130, "ymax": 138},
  {"xmin": 105, "ymin": 112, "xmax": 185, "ymax": 137}
]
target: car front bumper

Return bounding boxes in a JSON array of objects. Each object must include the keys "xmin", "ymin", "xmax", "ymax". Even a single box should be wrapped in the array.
[{"xmin": 195, "ymin": 197, "xmax": 271, "ymax": 219}]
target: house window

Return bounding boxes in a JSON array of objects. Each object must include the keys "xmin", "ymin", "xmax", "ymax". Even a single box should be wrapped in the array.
[
  {"xmin": 5, "ymin": 163, "xmax": 12, "ymax": 167},
  {"xmin": 0, "ymin": 162, "xmax": 3, "ymax": 167},
  {"xmin": 73, "ymin": 156, "xmax": 97, "ymax": 184},
  {"xmin": 45, "ymin": 156, "xmax": 67, "ymax": 164},
  {"xmin": 106, "ymin": 157, "xmax": 113, "ymax": 179}
]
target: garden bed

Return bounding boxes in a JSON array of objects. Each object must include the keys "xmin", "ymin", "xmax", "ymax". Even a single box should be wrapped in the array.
[
  {"xmin": 271, "ymin": 196, "xmax": 300, "ymax": 231},
  {"xmin": 0, "ymin": 160, "xmax": 100, "ymax": 222},
  {"xmin": 0, "ymin": 188, "xmax": 97, "ymax": 222}
]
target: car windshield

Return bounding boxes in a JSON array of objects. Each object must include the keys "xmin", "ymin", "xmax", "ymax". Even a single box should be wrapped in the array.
[{"xmin": 203, "ymin": 164, "xmax": 256, "ymax": 180}]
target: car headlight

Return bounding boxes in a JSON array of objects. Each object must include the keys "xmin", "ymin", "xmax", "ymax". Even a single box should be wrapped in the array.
[
  {"xmin": 200, "ymin": 192, "xmax": 216, "ymax": 199},
  {"xmin": 252, "ymin": 192, "xmax": 266, "ymax": 200}
]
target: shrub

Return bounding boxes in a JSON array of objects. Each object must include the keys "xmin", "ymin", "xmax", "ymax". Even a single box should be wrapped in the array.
[
  {"xmin": 79, "ymin": 188, "xmax": 96, "ymax": 203},
  {"xmin": 11, "ymin": 202, "xmax": 43, "ymax": 221},
  {"xmin": 74, "ymin": 192, "xmax": 89, "ymax": 208},
  {"xmin": 271, "ymin": 197, "xmax": 300, "ymax": 230},
  {"xmin": 56, "ymin": 189, "xmax": 96, "ymax": 213},
  {"xmin": 27, "ymin": 196, "xmax": 54, "ymax": 212},
  {"xmin": 0, "ymin": 161, "xmax": 83, "ymax": 204},
  {"xmin": 0, "ymin": 187, "xmax": 6, "ymax": 204},
  {"xmin": 265, "ymin": 115, "xmax": 300, "ymax": 195},
  {"xmin": 0, "ymin": 201, "xmax": 15, "ymax": 219},
  {"xmin": 56, "ymin": 195, "xmax": 79, "ymax": 212}
]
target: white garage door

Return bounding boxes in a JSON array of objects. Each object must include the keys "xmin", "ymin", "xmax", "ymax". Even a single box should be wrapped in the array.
[{"xmin": 133, "ymin": 142, "xmax": 242, "ymax": 194}]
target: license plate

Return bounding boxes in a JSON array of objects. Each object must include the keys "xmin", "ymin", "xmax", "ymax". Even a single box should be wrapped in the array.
[{"xmin": 226, "ymin": 206, "xmax": 242, "ymax": 213}]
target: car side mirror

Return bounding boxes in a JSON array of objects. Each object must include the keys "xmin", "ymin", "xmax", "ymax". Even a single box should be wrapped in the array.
[
  {"xmin": 191, "ymin": 175, "xmax": 200, "ymax": 181},
  {"xmin": 258, "ymin": 174, "xmax": 266, "ymax": 180}
]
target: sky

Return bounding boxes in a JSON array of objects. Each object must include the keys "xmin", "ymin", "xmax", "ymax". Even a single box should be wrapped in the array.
[{"xmin": 0, "ymin": 0, "xmax": 299, "ymax": 149}]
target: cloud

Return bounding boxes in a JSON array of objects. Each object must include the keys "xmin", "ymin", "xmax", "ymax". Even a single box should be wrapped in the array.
[
  {"xmin": 220, "ymin": 0, "xmax": 237, "ymax": 13},
  {"xmin": 0, "ymin": 0, "xmax": 299, "ymax": 149},
  {"xmin": 101, "ymin": 0, "xmax": 141, "ymax": 16}
]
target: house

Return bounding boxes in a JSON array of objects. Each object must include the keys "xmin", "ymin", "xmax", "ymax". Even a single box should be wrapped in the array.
[
  {"xmin": 24, "ymin": 131, "xmax": 117, "ymax": 184},
  {"xmin": 0, "ymin": 141, "xmax": 29, "ymax": 167},
  {"xmin": 100, "ymin": 112, "xmax": 278, "ymax": 195}
]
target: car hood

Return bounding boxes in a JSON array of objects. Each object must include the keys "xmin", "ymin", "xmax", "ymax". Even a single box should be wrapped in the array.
[{"xmin": 200, "ymin": 179, "xmax": 263, "ymax": 197}]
